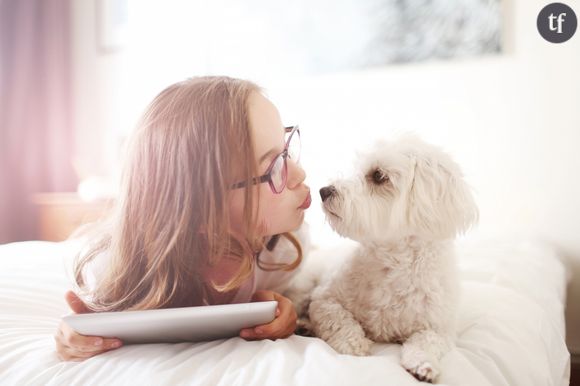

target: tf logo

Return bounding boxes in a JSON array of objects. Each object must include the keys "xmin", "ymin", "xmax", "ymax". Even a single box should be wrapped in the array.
[{"xmin": 537, "ymin": 2, "xmax": 577, "ymax": 43}]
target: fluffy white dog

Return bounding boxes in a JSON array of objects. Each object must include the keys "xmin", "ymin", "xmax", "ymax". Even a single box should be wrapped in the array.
[{"xmin": 308, "ymin": 136, "xmax": 478, "ymax": 383}]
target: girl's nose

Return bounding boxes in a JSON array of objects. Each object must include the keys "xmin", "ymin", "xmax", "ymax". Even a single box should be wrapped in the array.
[{"xmin": 286, "ymin": 158, "xmax": 306, "ymax": 189}]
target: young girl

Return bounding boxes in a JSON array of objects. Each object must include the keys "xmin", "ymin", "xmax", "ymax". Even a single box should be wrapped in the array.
[{"xmin": 55, "ymin": 76, "xmax": 312, "ymax": 361}]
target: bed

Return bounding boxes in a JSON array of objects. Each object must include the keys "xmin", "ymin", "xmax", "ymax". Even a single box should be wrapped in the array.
[{"xmin": 0, "ymin": 237, "xmax": 571, "ymax": 385}]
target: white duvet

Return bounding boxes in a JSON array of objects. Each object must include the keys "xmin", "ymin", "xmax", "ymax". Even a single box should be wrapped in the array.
[{"xmin": 0, "ymin": 238, "xmax": 571, "ymax": 386}]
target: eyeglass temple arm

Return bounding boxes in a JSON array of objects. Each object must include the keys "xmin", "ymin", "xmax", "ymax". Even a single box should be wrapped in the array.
[{"xmin": 230, "ymin": 174, "xmax": 271, "ymax": 189}]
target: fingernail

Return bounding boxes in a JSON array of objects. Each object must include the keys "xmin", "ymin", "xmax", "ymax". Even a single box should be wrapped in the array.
[
  {"xmin": 240, "ymin": 331, "xmax": 250, "ymax": 338},
  {"xmin": 94, "ymin": 338, "xmax": 103, "ymax": 346},
  {"xmin": 275, "ymin": 308, "xmax": 280, "ymax": 316},
  {"xmin": 111, "ymin": 341, "xmax": 121, "ymax": 348},
  {"xmin": 255, "ymin": 328, "xmax": 263, "ymax": 334}
]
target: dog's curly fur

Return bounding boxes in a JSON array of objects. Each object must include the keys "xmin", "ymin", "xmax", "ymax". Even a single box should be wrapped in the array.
[{"xmin": 308, "ymin": 136, "xmax": 478, "ymax": 383}]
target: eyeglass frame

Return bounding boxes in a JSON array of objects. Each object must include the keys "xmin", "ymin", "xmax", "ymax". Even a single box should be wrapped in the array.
[{"xmin": 230, "ymin": 125, "xmax": 300, "ymax": 194}]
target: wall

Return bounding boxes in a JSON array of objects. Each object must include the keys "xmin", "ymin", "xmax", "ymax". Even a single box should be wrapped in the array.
[{"xmin": 70, "ymin": 0, "xmax": 127, "ymax": 179}]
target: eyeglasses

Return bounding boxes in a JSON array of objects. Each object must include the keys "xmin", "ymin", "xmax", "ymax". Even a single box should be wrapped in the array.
[{"xmin": 231, "ymin": 125, "xmax": 301, "ymax": 194}]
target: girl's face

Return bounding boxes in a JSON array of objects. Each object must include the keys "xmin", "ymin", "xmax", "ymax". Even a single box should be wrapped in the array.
[{"xmin": 229, "ymin": 92, "xmax": 310, "ymax": 237}]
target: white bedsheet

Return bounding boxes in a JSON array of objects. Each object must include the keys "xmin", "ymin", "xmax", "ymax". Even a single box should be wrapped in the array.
[{"xmin": 0, "ymin": 238, "xmax": 570, "ymax": 386}]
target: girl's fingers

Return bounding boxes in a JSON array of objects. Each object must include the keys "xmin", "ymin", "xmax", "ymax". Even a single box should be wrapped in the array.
[
  {"xmin": 240, "ymin": 294, "xmax": 297, "ymax": 340},
  {"xmin": 279, "ymin": 312, "xmax": 297, "ymax": 338},
  {"xmin": 55, "ymin": 336, "xmax": 90, "ymax": 361},
  {"xmin": 61, "ymin": 344, "xmax": 109, "ymax": 360},
  {"xmin": 64, "ymin": 345, "xmax": 99, "ymax": 358},
  {"xmin": 59, "ymin": 321, "xmax": 122, "ymax": 353},
  {"xmin": 57, "ymin": 336, "xmax": 122, "ymax": 361},
  {"xmin": 56, "ymin": 293, "xmax": 122, "ymax": 361},
  {"xmin": 70, "ymin": 338, "xmax": 122, "ymax": 353}
]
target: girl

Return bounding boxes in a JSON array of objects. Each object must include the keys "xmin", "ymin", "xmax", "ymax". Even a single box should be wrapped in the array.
[{"xmin": 55, "ymin": 76, "xmax": 312, "ymax": 361}]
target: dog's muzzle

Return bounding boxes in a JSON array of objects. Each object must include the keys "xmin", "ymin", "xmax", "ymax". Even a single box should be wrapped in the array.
[{"xmin": 319, "ymin": 185, "xmax": 337, "ymax": 202}]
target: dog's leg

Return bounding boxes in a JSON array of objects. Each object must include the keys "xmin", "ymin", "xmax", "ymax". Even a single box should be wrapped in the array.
[
  {"xmin": 309, "ymin": 296, "xmax": 373, "ymax": 356},
  {"xmin": 284, "ymin": 243, "xmax": 353, "ymax": 337},
  {"xmin": 400, "ymin": 329, "xmax": 452, "ymax": 383}
]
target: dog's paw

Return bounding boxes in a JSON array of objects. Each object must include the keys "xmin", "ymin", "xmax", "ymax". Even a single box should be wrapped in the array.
[
  {"xmin": 327, "ymin": 333, "xmax": 373, "ymax": 356},
  {"xmin": 401, "ymin": 355, "xmax": 439, "ymax": 383}
]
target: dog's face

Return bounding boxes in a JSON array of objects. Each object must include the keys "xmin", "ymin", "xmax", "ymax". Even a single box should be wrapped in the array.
[{"xmin": 320, "ymin": 136, "xmax": 478, "ymax": 243}]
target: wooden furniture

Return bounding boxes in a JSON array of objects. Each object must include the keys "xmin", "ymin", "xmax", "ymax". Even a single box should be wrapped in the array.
[{"xmin": 32, "ymin": 193, "xmax": 114, "ymax": 242}]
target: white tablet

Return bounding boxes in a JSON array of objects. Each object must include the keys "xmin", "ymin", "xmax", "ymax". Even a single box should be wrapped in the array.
[{"xmin": 62, "ymin": 301, "xmax": 277, "ymax": 344}]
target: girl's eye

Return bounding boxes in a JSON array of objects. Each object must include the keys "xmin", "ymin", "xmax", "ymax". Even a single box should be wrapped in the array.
[{"xmin": 372, "ymin": 169, "xmax": 389, "ymax": 184}]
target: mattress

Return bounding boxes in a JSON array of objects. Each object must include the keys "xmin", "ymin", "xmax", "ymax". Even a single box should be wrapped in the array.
[{"xmin": 0, "ymin": 238, "xmax": 571, "ymax": 386}]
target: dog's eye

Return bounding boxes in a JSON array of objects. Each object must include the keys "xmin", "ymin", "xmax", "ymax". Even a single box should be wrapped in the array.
[{"xmin": 372, "ymin": 169, "xmax": 389, "ymax": 184}]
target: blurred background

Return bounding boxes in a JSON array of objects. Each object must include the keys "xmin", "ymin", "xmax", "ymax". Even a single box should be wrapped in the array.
[{"xmin": 1, "ymin": 0, "xmax": 579, "ymax": 360}]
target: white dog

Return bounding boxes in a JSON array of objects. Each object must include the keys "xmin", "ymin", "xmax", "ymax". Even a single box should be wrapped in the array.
[{"xmin": 308, "ymin": 136, "xmax": 478, "ymax": 383}]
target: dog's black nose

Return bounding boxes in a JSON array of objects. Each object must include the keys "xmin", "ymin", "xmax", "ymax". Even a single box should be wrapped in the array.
[{"xmin": 319, "ymin": 186, "xmax": 336, "ymax": 202}]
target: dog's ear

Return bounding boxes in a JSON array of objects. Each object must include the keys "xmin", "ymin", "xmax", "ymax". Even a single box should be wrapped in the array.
[{"xmin": 406, "ymin": 154, "xmax": 478, "ymax": 239}]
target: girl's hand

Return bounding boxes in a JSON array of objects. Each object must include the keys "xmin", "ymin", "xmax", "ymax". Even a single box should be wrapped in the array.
[
  {"xmin": 54, "ymin": 290, "xmax": 123, "ymax": 361},
  {"xmin": 239, "ymin": 290, "xmax": 297, "ymax": 341}
]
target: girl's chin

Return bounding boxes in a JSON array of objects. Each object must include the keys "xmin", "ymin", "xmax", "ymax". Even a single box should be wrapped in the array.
[
  {"xmin": 267, "ymin": 216, "xmax": 304, "ymax": 236},
  {"xmin": 293, "ymin": 211, "xmax": 305, "ymax": 229},
  {"xmin": 298, "ymin": 209, "xmax": 305, "ymax": 220}
]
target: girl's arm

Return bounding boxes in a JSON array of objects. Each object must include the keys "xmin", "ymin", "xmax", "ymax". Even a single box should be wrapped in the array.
[
  {"xmin": 238, "ymin": 290, "xmax": 297, "ymax": 340},
  {"xmin": 54, "ymin": 291, "xmax": 123, "ymax": 361}
]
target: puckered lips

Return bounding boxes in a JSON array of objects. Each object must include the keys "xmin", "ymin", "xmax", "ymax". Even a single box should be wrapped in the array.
[{"xmin": 298, "ymin": 191, "xmax": 311, "ymax": 209}]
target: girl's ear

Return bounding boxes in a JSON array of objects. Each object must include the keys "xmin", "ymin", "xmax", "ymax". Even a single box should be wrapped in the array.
[{"xmin": 407, "ymin": 154, "xmax": 478, "ymax": 239}]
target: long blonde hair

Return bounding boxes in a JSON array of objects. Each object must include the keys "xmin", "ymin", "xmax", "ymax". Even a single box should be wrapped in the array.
[{"xmin": 73, "ymin": 76, "xmax": 302, "ymax": 311}]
